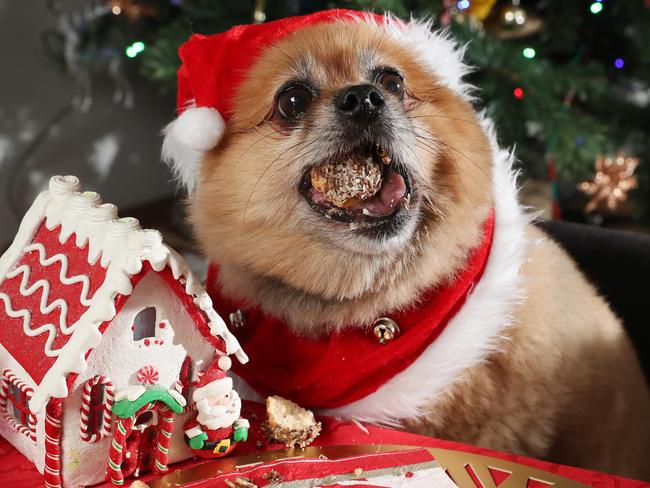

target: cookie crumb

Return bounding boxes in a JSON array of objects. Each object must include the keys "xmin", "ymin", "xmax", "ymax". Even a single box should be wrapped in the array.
[
  {"xmin": 263, "ymin": 470, "xmax": 284, "ymax": 483},
  {"xmin": 225, "ymin": 478, "xmax": 257, "ymax": 488},
  {"xmin": 351, "ymin": 418, "xmax": 370, "ymax": 435}
]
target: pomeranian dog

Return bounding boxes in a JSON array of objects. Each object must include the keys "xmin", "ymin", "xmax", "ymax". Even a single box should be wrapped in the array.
[{"xmin": 163, "ymin": 10, "xmax": 650, "ymax": 478}]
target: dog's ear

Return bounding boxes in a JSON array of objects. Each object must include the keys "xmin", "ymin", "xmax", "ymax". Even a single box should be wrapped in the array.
[{"xmin": 161, "ymin": 105, "xmax": 225, "ymax": 193}]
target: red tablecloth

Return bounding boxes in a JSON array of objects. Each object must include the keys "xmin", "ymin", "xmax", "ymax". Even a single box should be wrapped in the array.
[{"xmin": 0, "ymin": 401, "xmax": 647, "ymax": 487}]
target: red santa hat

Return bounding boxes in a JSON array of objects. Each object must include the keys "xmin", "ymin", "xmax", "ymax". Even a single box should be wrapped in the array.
[
  {"xmin": 193, "ymin": 355, "xmax": 233, "ymax": 403},
  {"xmin": 162, "ymin": 9, "xmax": 471, "ymax": 192}
]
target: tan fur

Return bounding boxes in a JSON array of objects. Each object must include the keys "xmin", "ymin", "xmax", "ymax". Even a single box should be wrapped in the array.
[
  {"xmin": 406, "ymin": 227, "xmax": 650, "ymax": 478},
  {"xmin": 189, "ymin": 21, "xmax": 650, "ymax": 478}
]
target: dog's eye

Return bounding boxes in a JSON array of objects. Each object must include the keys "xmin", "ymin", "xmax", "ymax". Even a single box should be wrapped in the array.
[
  {"xmin": 277, "ymin": 85, "xmax": 312, "ymax": 120},
  {"xmin": 378, "ymin": 72, "xmax": 404, "ymax": 98}
]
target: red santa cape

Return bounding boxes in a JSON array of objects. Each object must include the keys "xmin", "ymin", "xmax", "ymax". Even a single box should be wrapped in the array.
[{"xmin": 207, "ymin": 210, "xmax": 495, "ymax": 411}]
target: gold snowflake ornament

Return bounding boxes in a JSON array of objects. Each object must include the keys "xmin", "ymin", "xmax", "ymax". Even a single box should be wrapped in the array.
[{"xmin": 579, "ymin": 154, "xmax": 639, "ymax": 213}]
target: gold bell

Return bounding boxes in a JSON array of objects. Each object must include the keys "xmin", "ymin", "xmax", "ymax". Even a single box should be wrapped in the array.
[
  {"xmin": 229, "ymin": 309, "xmax": 246, "ymax": 329},
  {"xmin": 373, "ymin": 317, "xmax": 400, "ymax": 344}
]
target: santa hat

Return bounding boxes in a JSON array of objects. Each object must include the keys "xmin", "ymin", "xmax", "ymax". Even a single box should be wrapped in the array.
[
  {"xmin": 162, "ymin": 9, "xmax": 471, "ymax": 193},
  {"xmin": 192, "ymin": 355, "xmax": 233, "ymax": 403}
]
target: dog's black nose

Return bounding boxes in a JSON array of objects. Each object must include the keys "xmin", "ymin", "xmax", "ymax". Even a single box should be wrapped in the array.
[{"xmin": 336, "ymin": 84, "xmax": 385, "ymax": 125}]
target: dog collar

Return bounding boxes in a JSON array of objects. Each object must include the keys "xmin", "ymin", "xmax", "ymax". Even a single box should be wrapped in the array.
[{"xmin": 207, "ymin": 210, "xmax": 495, "ymax": 410}]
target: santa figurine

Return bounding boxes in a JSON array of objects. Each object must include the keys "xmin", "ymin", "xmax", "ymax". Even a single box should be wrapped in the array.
[{"xmin": 183, "ymin": 355, "xmax": 249, "ymax": 458}]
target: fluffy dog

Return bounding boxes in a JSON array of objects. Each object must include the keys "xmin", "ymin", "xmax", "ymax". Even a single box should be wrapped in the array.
[{"xmin": 163, "ymin": 11, "xmax": 650, "ymax": 478}]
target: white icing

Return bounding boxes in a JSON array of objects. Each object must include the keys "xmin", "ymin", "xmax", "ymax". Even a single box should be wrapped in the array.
[
  {"xmin": 25, "ymin": 243, "xmax": 93, "ymax": 306},
  {"xmin": 168, "ymin": 389, "xmax": 187, "ymax": 407},
  {"xmin": 114, "ymin": 384, "xmax": 146, "ymax": 402},
  {"xmin": 0, "ymin": 175, "xmax": 247, "ymax": 414},
  {"xmin": 0, "ymin": 242, "xmax": 95, "ymax": 357},
  {"xmin": 0, "ymin": 294, "xmax": 61, "ymax": 357}
]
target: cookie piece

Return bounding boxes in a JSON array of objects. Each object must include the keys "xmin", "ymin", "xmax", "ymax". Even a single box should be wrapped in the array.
[
  {"xmin": 311, "ymin": 154, "xmax": 383, "ymax": 208},
  {"xmin": 264, "ymin": 395, "xmax": 321, "ymax": 448}
]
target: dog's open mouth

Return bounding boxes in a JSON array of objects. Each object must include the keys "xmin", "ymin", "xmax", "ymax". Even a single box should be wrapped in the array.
[{"xmin": 299, "ymin": 143, "xmax": 412, "ymax": 226}]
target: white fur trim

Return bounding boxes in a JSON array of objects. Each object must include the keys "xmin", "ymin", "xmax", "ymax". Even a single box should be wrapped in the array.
[
  {"xmin": 161, "ymin": 106, "xmax": 225, "ymax": 193},
  {"xmin": 192, "ymin": 376, "xmax": 233, "ymax": 403},
  {"xmin": 324, "ymin": 115, "xmax": 530, "ymax": 425}
]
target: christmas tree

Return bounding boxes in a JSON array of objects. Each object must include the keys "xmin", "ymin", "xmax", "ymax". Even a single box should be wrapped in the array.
[{"xmin": 58, "ymin": 0, "xmax": 650, "ymax": 223}]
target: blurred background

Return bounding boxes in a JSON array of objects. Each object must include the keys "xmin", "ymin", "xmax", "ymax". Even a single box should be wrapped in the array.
[
  {"xmin": 2, "ymin": 0, "xmax": 650, "ymax": 248},
  {"xmin": 1, "ymin": 0, "xmax": 648, "ymax": 372},
  {"xmin": 1, "ymin": 0, "xmax": 650, "ymax": 246}
]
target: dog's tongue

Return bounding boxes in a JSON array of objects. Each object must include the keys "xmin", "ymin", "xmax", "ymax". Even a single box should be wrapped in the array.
[{"xmin": 359, "ymin": 169, "xmax": 406, "ymax": 216}]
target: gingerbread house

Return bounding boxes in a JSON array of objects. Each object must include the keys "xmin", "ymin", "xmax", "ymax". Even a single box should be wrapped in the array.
[{"xmin": 0, "ymin": 175, "xmax": 247, "ymax": 488}]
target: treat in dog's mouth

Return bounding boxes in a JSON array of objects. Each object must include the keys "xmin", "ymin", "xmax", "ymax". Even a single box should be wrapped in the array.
[{"xmin": 299, "ymin": 143, "xmax": 412, "ymax": 226}]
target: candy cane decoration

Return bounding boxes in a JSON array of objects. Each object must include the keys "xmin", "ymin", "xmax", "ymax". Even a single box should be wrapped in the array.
[
  {"xmin": 0, "ymin": 369, "xmax": 37, "ymax": 441},
  {"xmin": 108, "ymin": 414, "xmax": 133, "ymax": 486},
  {"xmin": 153, "ymin": 404, "xmax": 174, "ymax": 474},
  {"xmin": 80, "ymin": 375, "xmax": 114, "ymax": 442},
  {"xmin": 108, "ymin": 402, "xmax": 176, "ymax": 485},
  {"xmin": 44, "ymin": 399, "xmax": 63, "ymax": 488}
]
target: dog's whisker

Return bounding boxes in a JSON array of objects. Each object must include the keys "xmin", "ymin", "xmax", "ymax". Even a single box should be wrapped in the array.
[
  {"xmin": 410, "ymin": 126, "xmax": 490, "ymax": 179},
  {"xmin": 412, "ymin": 139, "xmax": 469, "ymax": 197},
  {"xmin": 408, "ymin": 114, "xmax": 481, "ymax": 127},
  {"xmin": 236, "ymin": 127, "xmax": 286, "ymax": 165},
  {"xmin": 242, "ymin": 137, "xmax": 312, "ymax": 223}
]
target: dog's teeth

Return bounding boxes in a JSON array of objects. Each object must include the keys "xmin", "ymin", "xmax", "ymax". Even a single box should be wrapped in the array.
[
  {"xmin": 401, "ymin": 194, "xmax": 411, "ymax": 210},
  {"xmin": 376, "ymin": 145, "xmax": 392, "ymax": 164}
]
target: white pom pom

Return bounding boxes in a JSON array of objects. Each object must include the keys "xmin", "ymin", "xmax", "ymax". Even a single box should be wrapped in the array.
[
  {"xmin": 173, "ymin": 107, "xmax": 225, "ymax": 151},
  {"xmin": 161, "ymin": 106, "xmax": 225, "ymax": 193},
  {"xmin": 217, "ymin": 355, "xmax": 232, "ymax": 371}
]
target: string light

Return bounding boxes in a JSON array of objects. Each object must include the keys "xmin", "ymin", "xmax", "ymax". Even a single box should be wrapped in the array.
[
  {"xmin": 125, "ymin": 41, "xmax": 145, "ymax": 58},
  {"xmin": 457, "ymin": 0, "xmax": 470, "ymax": 9},
  {"xmin": 112, "ymin": 5, "xmax": 121, "ymax": 15},
  {"xmin": 513, "ymin": 87, "xmax": 524, "ymax": 99},
  {"xmin": 614, "ymin": 58, "xmax": 624, "ymax": 69},
  {"xmin": 590, "ymin": 2, "xmax": 603, "ymax": 14},
  {"xmin": 523, "ymin": 47, "xmax": 536, "ymax": 59}
]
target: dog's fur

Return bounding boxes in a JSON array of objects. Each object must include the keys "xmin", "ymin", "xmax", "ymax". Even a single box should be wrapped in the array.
[{"xmin": 187, "ymin": 21, "xmax": 650, "ymax": 478}]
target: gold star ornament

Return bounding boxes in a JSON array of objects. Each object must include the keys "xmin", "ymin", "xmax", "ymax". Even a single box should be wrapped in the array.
[{"xmin": 579, "ymin": 154, "xmax": 639, "ymax": 213}]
